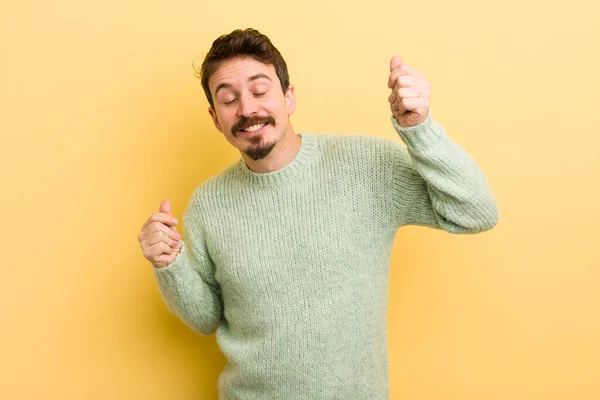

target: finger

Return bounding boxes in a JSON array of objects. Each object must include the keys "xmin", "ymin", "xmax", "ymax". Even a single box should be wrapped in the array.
[
  {"xmin": 138, "ymin": 223, "xmax": 180, "ymax": 248},
  {"xmin": 390, "ymin": 56, "xmax": 402, "ymax": 73},
  {"xmin": 389, "ymin": 73, "xmax": 421, "ymax": 91},
  {"xmin": 395, "ymin": 63, "xmax": 423, "ymax": 78},
  {"xmin": 158, "ymin": 200, "xmax": 179, "ymax": 234},
  {"xmin": 388, "ymin": 64, "xmax": 418, "ymax": 88},
  {"xmin": 138, "ymin": 223, "xmax": 177, "ymax": 246},
  {"xmin": 391, "ymin": 103, "xmax": 407, "ymax": 116},
  {"xmin": 388, "ymin": 63, "xmax": 425, "ymax": 89},
  {"xmin": 155, "ymin": 246, "xmax": 183, "ymax": 267},
  {"xmin": 145, "ymin": 221, "xmax": 180, "ymax": 239},
  {"xmin": 159, "ymin": 199, "xmax": 172, "ymax": 216},
  {"xmin": 142, "ymin": 211, "xmax": 178, "ymax": 230},
  {"xmin": 396, "ymin": 97, "xmax": 429, "ymax": 113},
  {"xmin": 143, "ymin": 230, "xmax": 180, "ymax": 248},
  {"xmin": 146, "ymin": 241, "xmax": 174, "ymax": 262},
  {"xmin": 391, "ymin": 97, "xmax": 407, "ymax": 115},
  {"xmin": 388, "ymin": 80, "xmax": 428, "ymax": 103},
  {"xmin": 388, "ymin": 66, "xmax": 408, "ymax": 89},
  {"xmin": 391, "ymin": 86, "xmax": 430, "ymax": 102}
]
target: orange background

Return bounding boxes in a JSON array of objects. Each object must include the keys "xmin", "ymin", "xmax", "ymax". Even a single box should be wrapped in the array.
[{"xmin": 2, "ymin": 0, "xmax": 599, "ymax": 398}]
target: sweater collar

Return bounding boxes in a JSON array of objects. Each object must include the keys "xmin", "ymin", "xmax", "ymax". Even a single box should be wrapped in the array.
[{"xmin": 235, "ymin": 133, "xmax": 318, "ymax": 188}]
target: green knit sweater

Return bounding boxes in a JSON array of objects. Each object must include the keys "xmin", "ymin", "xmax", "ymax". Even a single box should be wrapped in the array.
[{"xmin": 153, "ymin": 112, "xmax": 498, "ymax": 399}]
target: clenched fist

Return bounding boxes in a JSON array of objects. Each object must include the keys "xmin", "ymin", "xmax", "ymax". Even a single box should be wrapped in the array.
[
  {"xmin": 387, "ymin": 56, "xmax": 430, "ymax": 127},
  {"xmin": 138, "ymin": 200, "xmax": 183, "ymax": 268}
]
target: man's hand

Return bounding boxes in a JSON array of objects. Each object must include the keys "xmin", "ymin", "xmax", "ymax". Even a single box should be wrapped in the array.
[
  {"xmin": 387, "ymin": 56, "xmax": 430, "ymax": 127},
  {"xmin": 138, "ymin": 200, "xmax": 182, "ymax": 268}
]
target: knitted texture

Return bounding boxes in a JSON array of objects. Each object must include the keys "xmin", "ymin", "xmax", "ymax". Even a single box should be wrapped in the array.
[{"xmin": 153, "ymin": 112, "xmax": 498, "ymax": 399}]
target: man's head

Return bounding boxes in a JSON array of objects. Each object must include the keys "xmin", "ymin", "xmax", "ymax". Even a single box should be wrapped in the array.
[{"xmin": 197, "ymin": 28, "xmax": 296, "ymax": 161}]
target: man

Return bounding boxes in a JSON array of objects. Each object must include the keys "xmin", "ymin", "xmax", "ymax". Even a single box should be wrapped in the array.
[{"xmin": 137, "ymin": 28, "xmax": 498, "ymax": 399}]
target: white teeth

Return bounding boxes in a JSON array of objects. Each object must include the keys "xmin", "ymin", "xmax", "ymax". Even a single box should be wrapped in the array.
[{"xmin": 244, "ymin": 123, "xmax": 266, "ymax": 133}]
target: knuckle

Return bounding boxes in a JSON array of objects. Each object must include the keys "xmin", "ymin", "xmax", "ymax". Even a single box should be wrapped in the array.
[
  {"xmin": 158, "ymin": 245, "xmax": 168, "ymax": 255},
  {"xmin": 150, "ymin": 221, "xmax": 161, "ymax": 231}
]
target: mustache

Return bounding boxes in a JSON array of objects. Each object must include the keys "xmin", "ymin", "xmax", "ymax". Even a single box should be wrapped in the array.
[{"xmin": 231, "ymin": 115, "xmax": 276, "ymax": 136}]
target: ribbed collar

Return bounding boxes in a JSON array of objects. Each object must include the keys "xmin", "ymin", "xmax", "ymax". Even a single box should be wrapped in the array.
[{"xmin": 234, "ymin": 133, "xmax": 318, "ymax": 188}]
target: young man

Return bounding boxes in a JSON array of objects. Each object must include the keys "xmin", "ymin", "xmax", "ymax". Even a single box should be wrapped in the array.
[{"xmin": 138, "ymin": 28, "xmax": 498, "ymax": 399}]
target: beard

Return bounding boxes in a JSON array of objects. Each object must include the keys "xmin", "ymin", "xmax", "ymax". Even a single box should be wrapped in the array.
[
  {"xmin": 232, "ymin": 115, "xmax": 277, "ymax": 161},
  {"xmin": 243, "ymin": 135, "xmax": 277, "ymax": 160}
]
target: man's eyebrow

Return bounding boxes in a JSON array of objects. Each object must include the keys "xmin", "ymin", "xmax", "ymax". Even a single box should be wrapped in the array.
[
  {"xmin": 214, "ymin": 82, "xmax": 233, "ymax": 97},
  {"xmin": 248, "ymin": 73, "xmax": 272, "ymax": 83},
  {"xmin": 214, "ymin": 74, "xmax": 272, "ymax": 96}
]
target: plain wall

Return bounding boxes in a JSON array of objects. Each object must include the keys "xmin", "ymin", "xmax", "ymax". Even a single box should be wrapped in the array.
[{"xmin": 1, "ymin": 0, "xmax": 599, "ymax": 398}]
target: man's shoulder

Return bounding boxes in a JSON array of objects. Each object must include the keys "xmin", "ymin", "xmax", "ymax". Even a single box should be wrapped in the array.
[{"xmin": 180, "ymin": 160, "xmax": 241, "ymax": 213}]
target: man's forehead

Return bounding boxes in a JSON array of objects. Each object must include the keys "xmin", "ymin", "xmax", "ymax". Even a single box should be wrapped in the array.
[{"xmin": 210, "ymin": 58, "xmax": 277, "ymax": 88}]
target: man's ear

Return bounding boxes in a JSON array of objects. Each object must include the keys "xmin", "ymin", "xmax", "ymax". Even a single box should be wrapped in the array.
[
  {"xmin": 208, "ymin": 107, "xmax": 223, "ymax": 133},
  {"xmin": 285, "ymin": 84, "xmax": 296, "ymax": 115}
]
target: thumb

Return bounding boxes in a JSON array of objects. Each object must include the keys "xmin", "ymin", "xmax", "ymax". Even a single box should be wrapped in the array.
[
  {"xmin": 159, "ymin": 199, "xmax": 172, "ymax": 216},
  {"xmin": 160, "ymin": 199, "xmax": 179, "ymax": 232},
  {"xmin": 390, "ymin": 56, "xmax": 402, "ymax": 72}
]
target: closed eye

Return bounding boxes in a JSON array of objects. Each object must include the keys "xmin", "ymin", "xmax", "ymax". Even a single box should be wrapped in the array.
[{"xmin": 223, "ymin": 92, "xmax": 265, "ymax": 105}]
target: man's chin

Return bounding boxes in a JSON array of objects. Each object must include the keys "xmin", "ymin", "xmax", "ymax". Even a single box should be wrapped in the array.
[{"xmin": 243, "ymin": 139, "xmax": 277, "ymax": 161}]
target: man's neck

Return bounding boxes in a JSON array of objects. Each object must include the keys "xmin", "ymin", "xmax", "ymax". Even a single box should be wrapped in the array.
[{"xmin": 242, "ymin": 130, "xmax": 302, "ymax": 174}]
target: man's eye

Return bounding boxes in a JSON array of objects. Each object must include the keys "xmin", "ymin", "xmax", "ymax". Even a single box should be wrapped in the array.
[
  {"xmin": 224, "ymin": 99, "xmax": 236, "ymax": 105},
  {"xmin": 254, "ymin": 92, "xmax": 266, "ymax": 97}
]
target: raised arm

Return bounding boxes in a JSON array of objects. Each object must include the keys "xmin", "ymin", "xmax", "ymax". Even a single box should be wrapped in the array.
[{"xmin": 387, "ymin": 56, "xmax": 498, "ymax": 233}]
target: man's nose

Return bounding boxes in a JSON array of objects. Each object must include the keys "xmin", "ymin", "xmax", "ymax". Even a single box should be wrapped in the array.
[{"xmin": 237, "ymin": 93, "xmax": 260, "ymax": 117}]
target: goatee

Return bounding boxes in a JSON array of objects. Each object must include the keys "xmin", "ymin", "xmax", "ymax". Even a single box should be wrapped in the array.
[
  {"xmin": 244, "ymin": 137, "xmax": 277, "ymax": 160},
  {"xmin": 232, "ymin": 115, "xmax": 277, "ymax": 161}
]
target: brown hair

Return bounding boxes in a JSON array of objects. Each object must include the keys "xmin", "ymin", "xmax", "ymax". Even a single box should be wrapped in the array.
[{"xmin": 194, "ymin": 28, "xmax": 290, "ymax": 109}]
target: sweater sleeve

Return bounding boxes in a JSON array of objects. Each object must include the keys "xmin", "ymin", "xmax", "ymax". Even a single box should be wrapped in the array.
[
  {"xmin": 390, "ymin": 111, "xmax": 499, "ymax": 234},
  {"xmin": 153, "ymin": 205, "xmax": 224, "ymax": 335}
]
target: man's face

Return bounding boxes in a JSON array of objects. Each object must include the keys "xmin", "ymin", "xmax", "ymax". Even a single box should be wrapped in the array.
[{"xmin": 208, "ymin": 57, "xmax": 296, "ymax": 161}]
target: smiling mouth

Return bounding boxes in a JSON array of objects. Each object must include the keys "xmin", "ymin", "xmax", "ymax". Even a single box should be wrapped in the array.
[
  {"xmin": 237, "ymin": 123, "xmax": 271, "ymax": 137},
  {"xmin": 240, "ymin": 123, "xmax": 266, "ymax": 133},
  {"xmin": 233, "ymin": 115, "xmax": 275, "ymax": 136}
]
